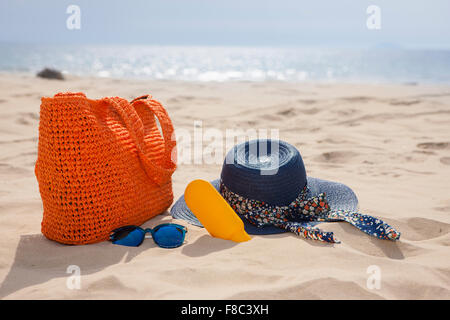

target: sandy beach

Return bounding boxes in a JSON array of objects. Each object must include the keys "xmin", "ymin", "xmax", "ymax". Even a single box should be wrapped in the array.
[{"xmin": 0, "ymin": 73, "xmax": 449, "ymax": 299}]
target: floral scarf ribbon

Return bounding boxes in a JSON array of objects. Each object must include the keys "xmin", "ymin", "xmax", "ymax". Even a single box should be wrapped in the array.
[{"xmin": 219, "ymin": 181, "xmax": 400, "ymax": 243}]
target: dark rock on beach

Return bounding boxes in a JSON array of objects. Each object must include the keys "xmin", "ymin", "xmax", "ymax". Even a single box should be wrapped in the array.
[{"xmin": 36, "ymin": 68, "xmax": 65, "ymax": 80}]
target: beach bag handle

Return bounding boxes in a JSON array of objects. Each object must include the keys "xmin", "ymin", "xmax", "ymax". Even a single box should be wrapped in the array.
[{"xmin": 102, "ymin": 95, "xmax": 176, "ymax": 186}]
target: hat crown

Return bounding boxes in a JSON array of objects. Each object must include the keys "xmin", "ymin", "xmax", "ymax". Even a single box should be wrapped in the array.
[{"xmin": 220, "ymin": 139, "xmax": 307, "ymax": 206}]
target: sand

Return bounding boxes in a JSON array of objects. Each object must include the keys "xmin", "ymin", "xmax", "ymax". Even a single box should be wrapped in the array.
[{"xmin": 0, "ymin": 73, "xmax": 449, "ymax": 299}]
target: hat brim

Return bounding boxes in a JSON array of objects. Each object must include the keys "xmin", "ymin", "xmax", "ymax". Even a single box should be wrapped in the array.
[{"xmin": 170, "ymin": 177, "xmax": 359, "ymax": 235}]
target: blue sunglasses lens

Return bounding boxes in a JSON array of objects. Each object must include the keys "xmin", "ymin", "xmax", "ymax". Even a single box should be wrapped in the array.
[
  {"xmin": 153, "ymin": 225, "xmax": 185, "ymax": 248},
  {"xmin": 111, "ymin": 226, "xmax": 145, "ymax": 247}
]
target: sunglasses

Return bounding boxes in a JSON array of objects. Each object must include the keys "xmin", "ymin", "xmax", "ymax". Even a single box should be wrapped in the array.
[{"xmin": 109, "ymin": 223, "xmax": 187, "ymax": 248}]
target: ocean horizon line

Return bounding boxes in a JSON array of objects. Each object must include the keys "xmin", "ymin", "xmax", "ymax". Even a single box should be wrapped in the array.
[
  {"xmin": 1, "ymin": 44, "xmax": 450, "ymax": 84},
  {"xmin": 2, "ymin": 41, "xmax": 450, "ymax": 50}
]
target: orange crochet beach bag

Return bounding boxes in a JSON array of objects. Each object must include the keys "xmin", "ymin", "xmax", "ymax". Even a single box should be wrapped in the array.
[{"xmin": 35, "ymin": 92, "xmax": 177, "ymax": 244}]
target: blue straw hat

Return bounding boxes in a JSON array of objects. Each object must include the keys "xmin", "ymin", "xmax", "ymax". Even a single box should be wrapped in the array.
[{"xmin": 171, "ymin": 139, "xmax": 359, "ymax": 235}]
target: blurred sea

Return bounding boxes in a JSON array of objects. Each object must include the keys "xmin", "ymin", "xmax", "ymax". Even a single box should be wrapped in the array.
[{"xmin": 1, "ymin": 44, "xmax": 450, "ymax": 83}]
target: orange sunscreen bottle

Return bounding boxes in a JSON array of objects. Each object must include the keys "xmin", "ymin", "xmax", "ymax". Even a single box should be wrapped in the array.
[{"xmin": 184, "ymin": 179, "xmax": 251, "ymax": 242}]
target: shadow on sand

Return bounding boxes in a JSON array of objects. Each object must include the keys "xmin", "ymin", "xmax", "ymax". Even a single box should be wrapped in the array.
[
  {"xmin": 181, "ymin": 234, "xmax": 238, "ymax": 257},
  {"xmin": 0, "ymin": 215, "xmax": 174, "ymax": 298}
]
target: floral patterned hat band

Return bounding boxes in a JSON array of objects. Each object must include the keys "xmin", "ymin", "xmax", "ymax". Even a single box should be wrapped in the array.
[{"xmin": 219, "ymin": 181, "xmax": 400, "ymax": 244}]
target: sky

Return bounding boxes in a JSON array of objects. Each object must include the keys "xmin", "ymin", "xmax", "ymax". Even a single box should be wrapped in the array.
[{"xmin": 0, "ymin": 0, "xmax": 449, "ymax": 48}]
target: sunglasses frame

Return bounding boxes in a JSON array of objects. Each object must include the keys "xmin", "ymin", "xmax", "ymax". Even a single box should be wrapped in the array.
[{"xmin": 109, "ymin": 223, "xmax": 187, "ymax": 248}]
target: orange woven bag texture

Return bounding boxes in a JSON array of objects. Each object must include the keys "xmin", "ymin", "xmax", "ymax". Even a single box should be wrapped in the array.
[{"xmin": 35, "ymin": 92, "xmax": 177, "ymax": 244}]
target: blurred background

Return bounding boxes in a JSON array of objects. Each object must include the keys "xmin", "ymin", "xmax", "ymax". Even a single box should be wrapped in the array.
[{"xmin": 1, "ymin": 0, "xmax": 450, "ymax": 83}]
